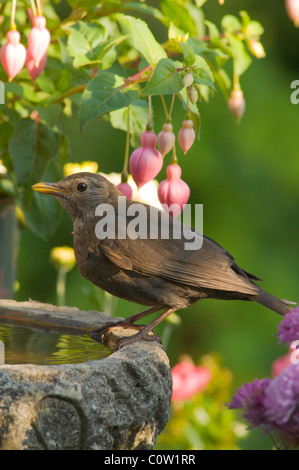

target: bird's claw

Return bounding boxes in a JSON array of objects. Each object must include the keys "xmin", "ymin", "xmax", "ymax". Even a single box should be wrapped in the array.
[{"xmin": 115, "ymin": 332, "xmax": 162, "ymax": 351}]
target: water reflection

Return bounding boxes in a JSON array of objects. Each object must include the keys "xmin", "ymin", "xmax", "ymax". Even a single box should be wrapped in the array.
[{"xmin": 0, "ymin": 324, "xmax": 110, "ymax": 365}]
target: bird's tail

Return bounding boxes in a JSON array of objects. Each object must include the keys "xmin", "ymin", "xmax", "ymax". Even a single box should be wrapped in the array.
[{"xmin": 254, "ymin": 286, "xmax": 294, "ymax": 316}]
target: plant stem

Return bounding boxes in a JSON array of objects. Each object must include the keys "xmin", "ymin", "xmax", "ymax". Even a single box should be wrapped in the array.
[
  {"xmin": 10, "ymin": 0, "xmax": 17, "ymax": 29},
  {"xmin": 36, "ymin": 0, "xmax": 42, "ymax": 15},
  {"xmin": 56, "ymin": 268, "xmax": 67, "ymax": 307},
  {"xmin": 160, "ymin": 95, "xmax": 168, "ymax": 119},
  {"xmin": 122, "ymin": 107, "xmax": 130, "ymax": 175},
  {"xmin": 30, "ymin": 0, "xmax": 37, "ymax": 17},
  {"xmin": 169, "ymin": 94, "xmax": 175, "ymax": 117},
  {"xmin": 147, "ymin": 95, "xmax": 152, "ymax": 127}
]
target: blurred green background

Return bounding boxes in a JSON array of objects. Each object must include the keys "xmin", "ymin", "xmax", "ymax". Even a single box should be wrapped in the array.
[{"xmin": 11, "ymin": 0, "xmax": 299, "ymax": 449}]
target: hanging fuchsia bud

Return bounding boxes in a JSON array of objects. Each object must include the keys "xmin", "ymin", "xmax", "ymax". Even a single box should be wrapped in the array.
[
  {"xmin": 228, "ymin": 89, "xmax": 246, "ymax": 122},
  {"xmin": 27, "ymin": 15, "xmax": 50, "ymax": 67},
  {"xmin": 158, "ymin": 122, "xmax": 175, "ymax": 157},
  {"xmin": 117, "ymin": 182, "xmax": 133, "ymax": 200},
  {"xmin": 129, "ymin": 130, "xmax": 163, "ymax": 189},
  {"xmin": 158, "ymin": 163, "xmax": 190, "ymax": 218},
  {"xmin": 0, "ymin": 30, "xmax": 26, "ymax": 82},
  {"xmin": 178, "ymin": 118, "xmax": 195, "ymax": 154},
  {"xmin": 286, "ymin": 0, "xmax": 299, "ymax": 26},
  {"xmin": 26, "ymin": 49, "xmax": 47, "ymax": 80}
]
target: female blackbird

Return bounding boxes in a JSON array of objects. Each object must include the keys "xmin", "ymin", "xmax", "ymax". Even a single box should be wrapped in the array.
[{"xmin": 32, "ymin": 172, "xmax": 291, "ymax": 349}]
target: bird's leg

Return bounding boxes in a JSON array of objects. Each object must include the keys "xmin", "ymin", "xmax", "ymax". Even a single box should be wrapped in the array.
[
  {"xmin": 115, "ymin": 308, "xmax": 176, "ymax": 350},
  {"xmin": 91, "ymin": 306, "xmax": 162, "ymax": 341}
]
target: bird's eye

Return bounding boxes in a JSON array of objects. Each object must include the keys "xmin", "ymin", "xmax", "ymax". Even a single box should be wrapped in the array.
[{"xmin": 77, "ymin": 182, "xmax": 87, "ymax": 192}]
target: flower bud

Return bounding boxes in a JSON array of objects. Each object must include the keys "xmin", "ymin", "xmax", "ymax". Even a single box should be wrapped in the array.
[
  {"xmin": 117, "ymin": 182, "xmax": 133, "ymax": 200},
  {"xmin": 129, "ymin": 131, "xmax": 163, "ymax": 189},
  {"xmin": 157, "ymin": 123, "xmax": 175, "ymax": 156},
  {"xmin": 183, "ymin": 71, "xmax": 194, "ymax": 88},
  {"xmin": 27, "ymin": 15, "xmax": 51, "ymax": 67},
  {"xmin": 286, "ymin": 0, "xmax": 299, "ymax": 26},
  {"xmin": 228, "ymin": 89, "xmax": 246, "ymax": 122},
  {"xmin": 158, "ymin": 163, "xmax": 190, "ymax": 217},
  {"xmin": 178, "ymin": 119, "xmax": 195, "ymax": 154},
  {"xmin": 247, "ymin": 38, "xmax": 265, "ymax": 59},
  {"xmin": 50, "ymin": 246, "xmax": 76, "ymax": 272},
  {"xmin": 0, "ymin": 30, "xmax": 26, "ymax": 82},
  {"xmin": 188, "ymin": 85, "xmax": 198, "ymax": 104}
]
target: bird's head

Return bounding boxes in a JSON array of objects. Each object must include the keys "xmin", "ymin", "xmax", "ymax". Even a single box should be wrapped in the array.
[{"xmin": 32, "ymin": 172, "xmax": 119, "ymax": 220}]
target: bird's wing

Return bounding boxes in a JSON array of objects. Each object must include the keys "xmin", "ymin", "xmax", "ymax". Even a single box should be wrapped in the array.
[{"xmin": 93, "ymin": 207, "xmax": 259, "ymax": 296}]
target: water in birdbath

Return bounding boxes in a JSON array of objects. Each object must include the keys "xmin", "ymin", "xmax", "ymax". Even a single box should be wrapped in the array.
[{"xmin": 0, "ymin": 323, "xmax": 110, "ymax": 365}]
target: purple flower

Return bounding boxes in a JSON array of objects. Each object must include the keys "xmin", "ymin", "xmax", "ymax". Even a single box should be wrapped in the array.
[
  {"xmin": 264, "ymin": 364, "xmax": 299, "ymax": 438},
  {"xmin": 278, "ymin": 306, "xmax": 299, "ymax": 345},
  {"xmin": 229, "ymin": 378, "xmax": 272, "ymax": 428}
]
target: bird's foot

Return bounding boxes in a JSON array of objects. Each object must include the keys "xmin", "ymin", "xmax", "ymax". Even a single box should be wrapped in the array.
[
  {"xmin": 90, "ymin": 319, "xmax": 147, "ymax": 344},
  {"xmin": 115, "ymin": 331, "xmax": 162, "ymax": 351}
]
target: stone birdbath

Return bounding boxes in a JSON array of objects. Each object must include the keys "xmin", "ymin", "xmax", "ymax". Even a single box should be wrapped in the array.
[{"xmin": 0, "ymin": 299, "xmax": 172, "ymax": 450}]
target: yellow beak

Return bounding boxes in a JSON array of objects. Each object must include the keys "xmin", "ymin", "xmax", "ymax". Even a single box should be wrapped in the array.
[{"xmin": 31, "ymin": 182, "xmax": 73, "ymax": 196}]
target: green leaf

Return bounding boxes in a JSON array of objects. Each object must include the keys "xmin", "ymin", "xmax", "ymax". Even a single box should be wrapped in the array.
[
  {"xmin": 193, "ymin": 55, "xmax": 215, "ymax": 90},
  {"xmin": 143, "ymin": 58, "xmax": 184, "ymax": 95},
  {"xmin": 161, "ymin": 0, "xmax": 198, "ymax": 36},
  {"xmin": 67, "ymin": 21, "xmax": 107, "ymax": 64},
  {"xmin": 180, "ymin": 42, "xmax": 196, "ymax": 67},
  {"xmin": 125, "ymin": 15, "xmax": 166, "ymax": 66},
  {"xmin": 110, "ymin": 100, "xmax": 149, "ymax": 147},
  {"xmin": 123, "ymin": 2, "xmax": 166, "ymax": 23},
  {"xmin": 246, "ymin": 21, "xmax": 264, "ymax": 38},
  {"xmin": 23, "ymin": 163, "xmax": 62, "ymax": 240},
  {"xmin": 226, "ymin": 33, "xmax": 252, "ymax": 77},
  {"xmin": 8, "ymin": 118, "xmax": 59, "ymax": 208},
  {"xmin": 204, "ymin": 20, "xmax": 220, "ymax": 43},
  {"xmin": 79, "ymin": 71, "xmax": 139, "ymax": 130},
  {"xmin": 221, "ymin": 15, "xmax": 242, "ymax": 33}
]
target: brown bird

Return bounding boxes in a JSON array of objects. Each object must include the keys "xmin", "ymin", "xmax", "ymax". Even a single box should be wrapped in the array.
[{"xmin": 32, "ymin": 172, "xmax": 291, "ymax": 349}]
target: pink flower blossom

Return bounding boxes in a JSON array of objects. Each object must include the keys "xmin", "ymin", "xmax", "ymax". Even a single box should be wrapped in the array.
[
  {"xmin": 129, "ymin": 130, "xmax": 163, "ymax": 189},
  {"xmin": 157, "ymin": 123, "xmax": 175, "ymax": 156},
  {"xmin": 228, "ymin": 89, "xmax": 246, "ymax": 122},
  {"xmin": 117, "ymin": 182, "xmax": 133, "ymax": 200},
  {"xmin": 26, "ymin": 50, "xmax": 47, "ymax": 80},
  {"xmin": 27, "ymin": 15, "xmax": 50, "ymax": 68},
  {"xmin": 158, "ymin": 164, "xmax": 190, "ymax": 217},
  {"xmin": 272, "ymin": 351, "xmax": 293, "ymax": 378},
  {"xmin": 171, "ymin": 360, "xmax": 211, "ymax": 401},
  {"xmin": 0, "ymin": 30, "xmax": 26, "ymax": 82},
  {"xmin": 286, "ymin": 0, "xmax": 299, "ymax": 26},
  {"xmin": 178, "ymin": 119, "xmax": 195, "ymax": 154}
]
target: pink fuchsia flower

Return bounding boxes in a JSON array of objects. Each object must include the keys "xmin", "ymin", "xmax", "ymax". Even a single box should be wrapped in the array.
[
  {"xmin": 129, "ymin": 130, "xmax": 163, "ymax": 189},
  {"xmin": 26, "ymin": 49, "xmax": 47, "ymax": 80},
  {"xmin": 158, "ymin": 122, "xmax": 175, "ymax": 157},
  {"xmin": 0, "ymin": 30, "xmax": 26, "ymax": 82},
  {"xmin": 158, "ymin": 163, "xmax": 190, "ymax": 217},
  {"xmin": 228, "ymin": 89, "xmax": 246, "ymax": 122},
  {"xmin": 117, "ymin": 182, "xmax": 133, "ymax": 200},
  {"xmin": 286, "ymin": 0, "xmax": 299, "ymax": 26},
  {"xmin": 27, "ymin": 15, "xmax": 50, "ymax": 67},
  {"xmin": 278, "ymin": 305, "xmax": 299, "ymax": 345},
  {"xmin": 229, "ymin": 378, "xmax": 272, "ymax": 429},
  {"xmin": 272, "ymin": 351, "xmax": 293, "ymax": 378},
  {"xmin": 171, "ymin": 360, "xmax": 211, "ymax": 401},
  {"xmin": 178, "ymin": 119, "xmax": 195, "ymax": 154}
]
